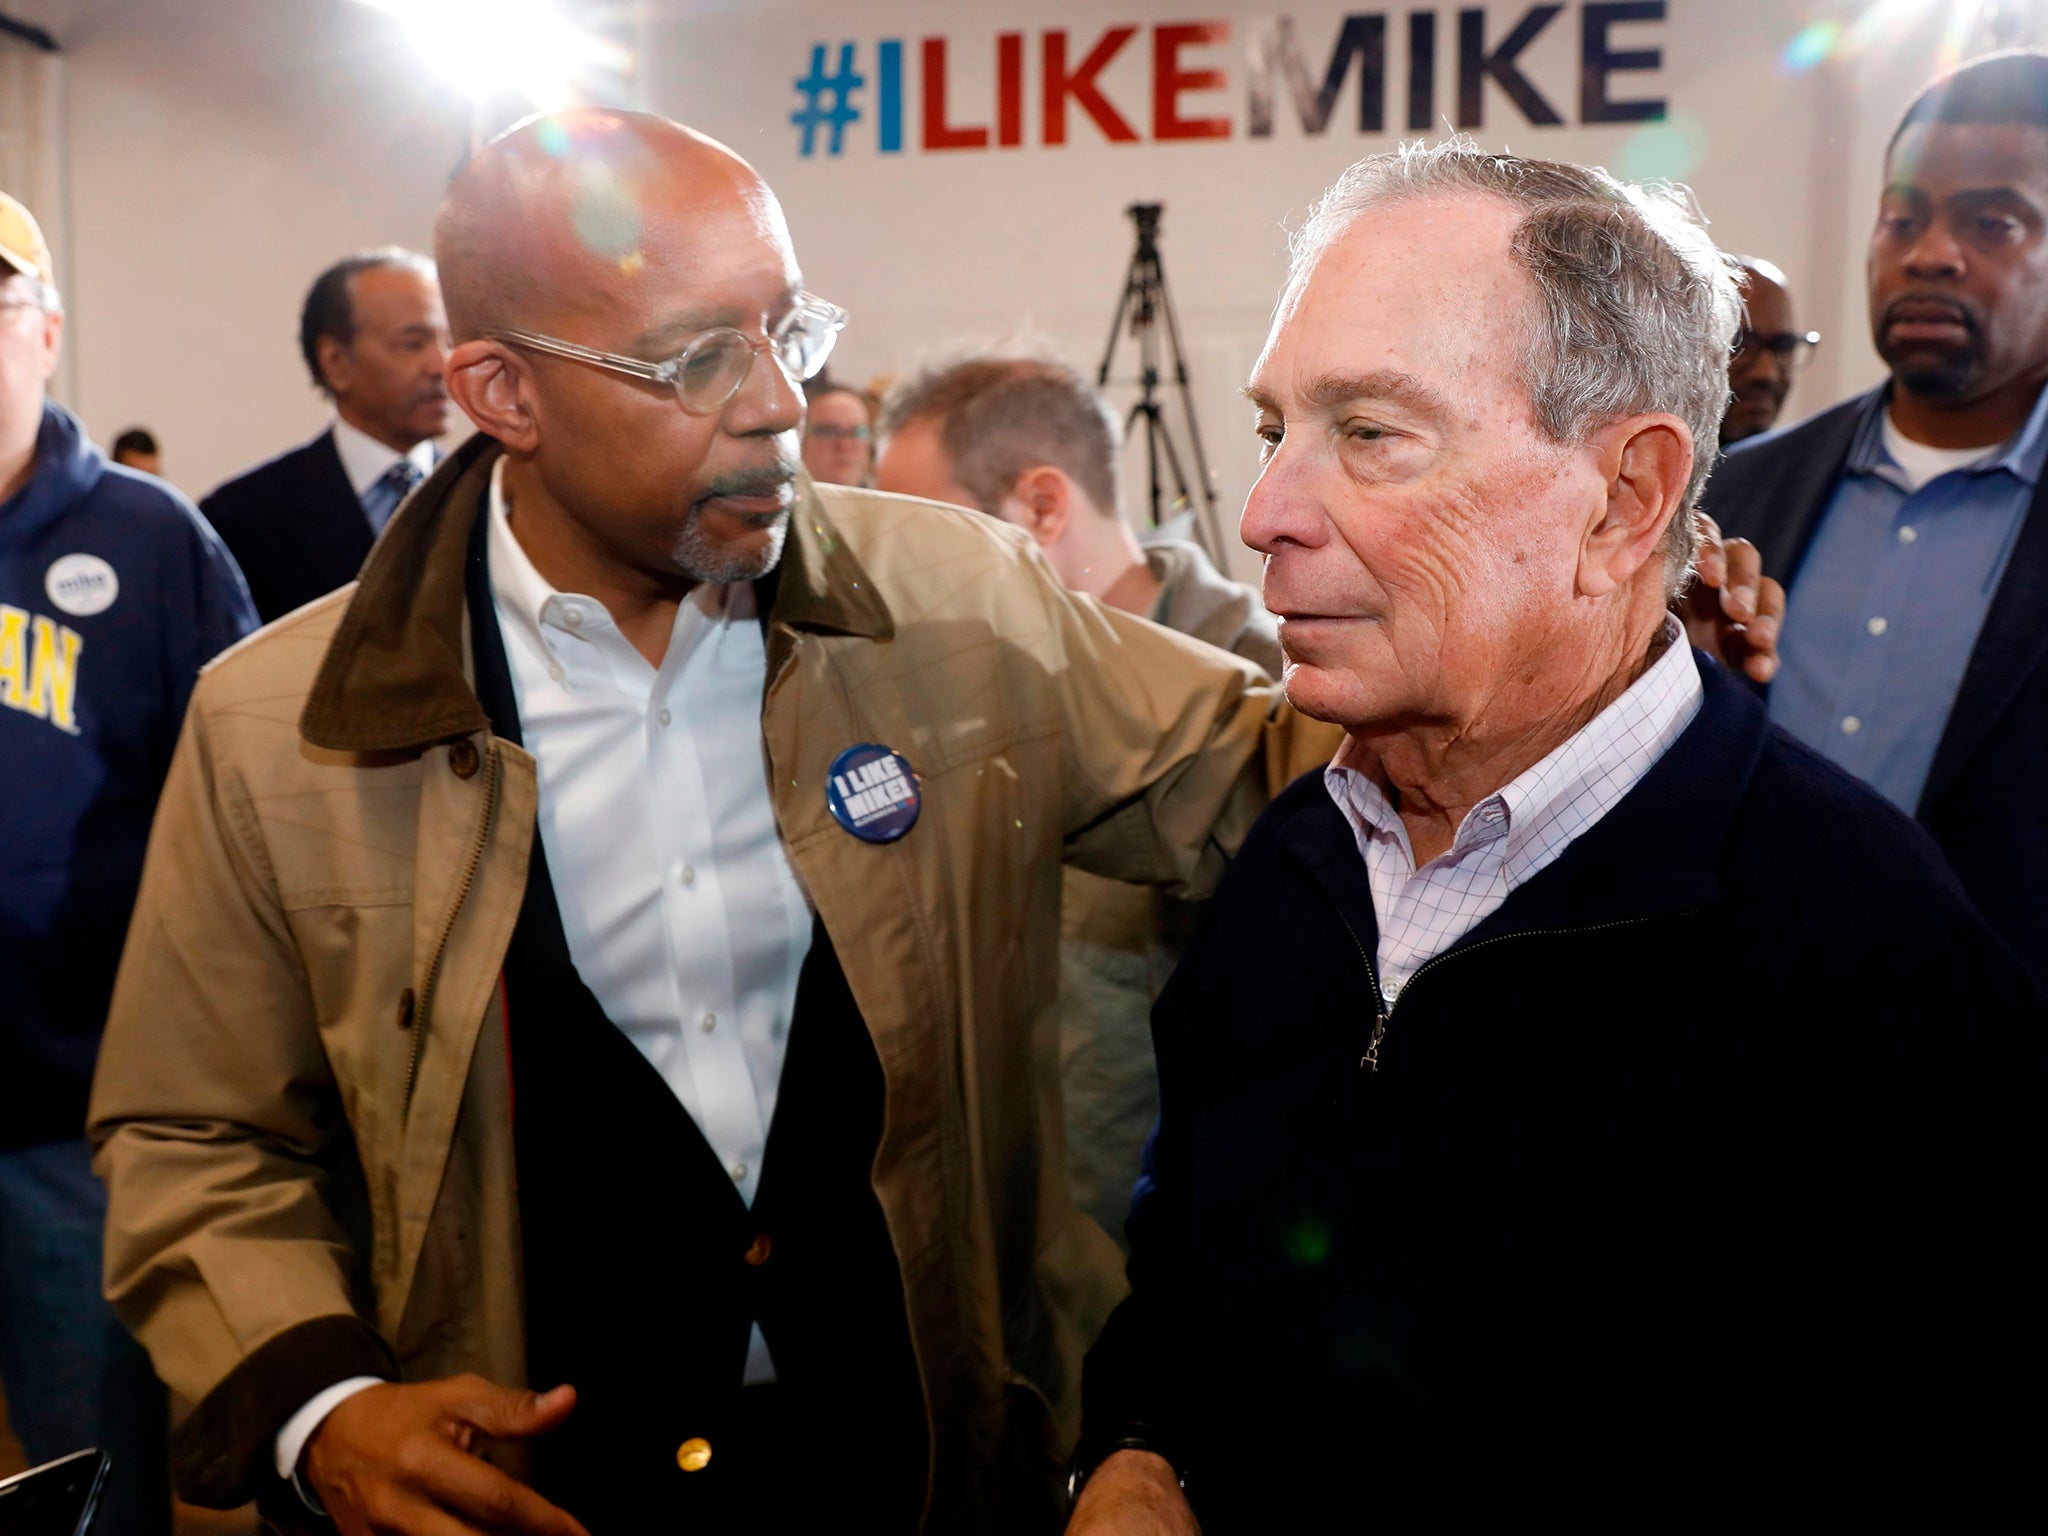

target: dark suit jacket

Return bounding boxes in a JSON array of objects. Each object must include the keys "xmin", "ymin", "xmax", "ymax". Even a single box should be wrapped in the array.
[
  {"xmin": 1082, "ymin": 660, "xmax": 2048, "ymax": 1517},
  {"xmin": 199, "ymin": 430, "xmax": 371, "ymax": 624},
  {"xmin": 1702, "ymin": 387, "xmax": 2048, "ymax": 995}
]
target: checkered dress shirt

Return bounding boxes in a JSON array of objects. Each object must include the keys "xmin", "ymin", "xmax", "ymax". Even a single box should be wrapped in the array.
[{"xmin": 1324, "ymin": 616, "xmax": 1704, "ymax": 1005}]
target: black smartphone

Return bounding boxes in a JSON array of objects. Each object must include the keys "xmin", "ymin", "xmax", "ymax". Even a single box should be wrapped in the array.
[{"xmin": 0, "ymin": 1450, "xmax": 111, "ymax": 1536}]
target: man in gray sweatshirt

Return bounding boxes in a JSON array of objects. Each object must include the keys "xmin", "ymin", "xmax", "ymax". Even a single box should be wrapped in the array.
[{"xmin": 877, "ymin": 358, "xmax": 1296, "ymax": 1243}]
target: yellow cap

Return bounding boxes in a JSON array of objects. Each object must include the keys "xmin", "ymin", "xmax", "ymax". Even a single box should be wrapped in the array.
[{"xmin": 0, "ymin": 190, "xmax": 54, "ymax": 291}]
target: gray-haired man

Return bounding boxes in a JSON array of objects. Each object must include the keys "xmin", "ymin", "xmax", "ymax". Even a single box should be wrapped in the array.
[
  {"xmin": 877, "ymin": 358, "xmax": 1787, "ymax": 1259},
  {"xmin": 1068, "ymin": 143, "xmax": 2047, "ymax": 1528}
]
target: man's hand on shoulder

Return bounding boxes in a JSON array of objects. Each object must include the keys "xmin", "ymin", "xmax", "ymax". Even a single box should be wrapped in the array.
[
  {"xmin": 1682, "ymin": 514, "xmax": 1784, "ymax": 683},
  {"xmin": 1065, "ymin": 1450, "xmax": 1201, "ymax": 1535},
  {"xmin": 304, "ymin": 1375, "xmax": 587, "ymax": 1536}
]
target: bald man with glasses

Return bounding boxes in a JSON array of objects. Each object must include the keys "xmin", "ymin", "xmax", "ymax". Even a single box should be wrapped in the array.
[{"xmin": 1720, "ymin": 256, "xmax": 1819, "ymax": 449}]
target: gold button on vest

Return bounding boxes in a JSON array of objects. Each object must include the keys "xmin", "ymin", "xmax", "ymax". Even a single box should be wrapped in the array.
[{"xmin": 676, "ymin": 1438, "xmax": 713, "ymax": 1473}]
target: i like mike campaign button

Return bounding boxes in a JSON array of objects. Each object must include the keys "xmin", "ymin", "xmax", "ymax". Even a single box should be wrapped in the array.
[{"xmin": 826, "ymin": 744, "xmax": 922, "ymax": 844}]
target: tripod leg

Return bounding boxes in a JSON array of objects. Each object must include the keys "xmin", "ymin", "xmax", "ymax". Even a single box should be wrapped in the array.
[
  {"xmin": 1151, "ymin": 247, "xmax": 1229, "ymax": 558},
  {"xmin": 1097, "ymin": 272, "xmax": 1138, "ymax": 388},
  {"xmin": 1154, "ymin": 416, "xmax": 1195, "ymax": 523}
]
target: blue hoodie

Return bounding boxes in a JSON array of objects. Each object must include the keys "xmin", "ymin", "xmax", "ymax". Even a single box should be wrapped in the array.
[{"xmin": 0, "ymin": 401, "xmax": 256, "ymax": 1148}]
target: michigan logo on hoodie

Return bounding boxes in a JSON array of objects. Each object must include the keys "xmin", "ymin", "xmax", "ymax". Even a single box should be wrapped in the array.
[
  {"xmin": 0, "ymin": 603, "xmax": 83, "ymax": 734},
  {"xmin": 0, "ymin": 401, "xmax": 256, "ymax": 1151}
]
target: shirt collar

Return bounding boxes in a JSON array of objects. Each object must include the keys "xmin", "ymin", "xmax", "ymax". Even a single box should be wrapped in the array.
[
  {"xmin": 1845, "ymin": 383, "xmax": 2048, "ymax": 489},
  {"xmin": 1326, "ymin": 614, "xmax": 1703, "ymax": 865},
  {"xmin": 484, "ymin": 457, "xmax": 752, "ymax": 676},
  {"xmin": 331, "ymin": 414, "xmax": 437, "ymax": 500},
  {"xmin": 485, "ymin": 458, "xmax": 559, "ymax": 667}
]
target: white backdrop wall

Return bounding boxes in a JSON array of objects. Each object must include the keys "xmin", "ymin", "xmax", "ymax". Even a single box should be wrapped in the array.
[{"xmin": 15, "ymin": 0, "xmax": 2048, "ymax": 583}]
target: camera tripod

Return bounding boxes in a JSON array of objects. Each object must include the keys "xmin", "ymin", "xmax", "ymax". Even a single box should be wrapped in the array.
[{"xmin": 1096, "ymin": 203, "xmax": 1225, "ymax": 558}]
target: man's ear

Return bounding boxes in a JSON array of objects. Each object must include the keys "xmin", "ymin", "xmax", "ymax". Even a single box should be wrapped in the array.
[
  {"xmin": 446, "ymin": 341, "xmax": 537, "ymax": 453},
  {"xmin": 1579, "ymin": 414, "xmax": 1693, "ymax": 598},
  {"xmin": 1000, "ymin": 465, "xmax": 1074, "ymax": 550},
  {"xmin": 37, "ymin": 308, "xmax": 62, "ymax": 383}
]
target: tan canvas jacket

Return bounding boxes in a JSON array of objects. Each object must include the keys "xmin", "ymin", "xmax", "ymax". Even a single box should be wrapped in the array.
[{"xmin": 88, "ymin": 436, "xmax": 1335, "ymax": 1530}]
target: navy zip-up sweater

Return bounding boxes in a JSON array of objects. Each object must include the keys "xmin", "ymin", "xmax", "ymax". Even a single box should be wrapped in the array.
[
  {"xmin": 1082, "ymin": 657, "xmax": 2048, "ymax": 1518},
  {"xmin": 0, "ymin": 402, "xmax": 256, "ymax": 1148}
]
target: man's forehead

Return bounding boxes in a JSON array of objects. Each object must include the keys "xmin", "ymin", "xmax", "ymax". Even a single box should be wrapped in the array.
[
  {"xmin": 1889, "ymin": 120, "xmax": 2048, "ymax": 193},
  {"xmin": 1258, "ymin": 194, "xmax": 1529, "ymax": 391},
  {"xmin": 1740, "ymin": 270, "xmax": 1793, "ymax": 325},
  {"xmin": 444, "ymin": 116, "xmax": 800, "ymax": 341},
  {"xmin": 351, "ymin": 265, "xmax": 441, "ymax": 309},
  {"xmin": 1317, "ymin": 192, "xmax": 1518, "ymax": 274}
]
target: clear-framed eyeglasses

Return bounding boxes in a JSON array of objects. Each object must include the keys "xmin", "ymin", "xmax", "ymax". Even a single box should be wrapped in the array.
[
  {"xmin": 1731, "ymin": 327, "xmax": 1822, "ymax": 372},
  {"xmin": 486, "ymin": 293, "xmax": 848, "ymax": 416}
]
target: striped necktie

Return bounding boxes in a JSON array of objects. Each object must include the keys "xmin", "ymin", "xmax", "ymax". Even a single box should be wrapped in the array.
[{"xmin": 362, "ymin": 459, "xmax": 425, "ymax": 535}]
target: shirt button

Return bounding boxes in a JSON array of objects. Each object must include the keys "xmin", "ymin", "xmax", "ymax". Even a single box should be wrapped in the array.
[
  {"xmin": 678, "ymin": 865, "xmax": 696, "ymax": 887},
  {"xmin": 548, "ymin": 663, "xmax": 565, "ymax": 684},
  {"xmin": 1842, "ymin": 715, "xmax": 1862, "ymax": 735},
  {"xmin": 1898, "ymin": 525, "xmax": 1918, "ymax": 544},
  {"xmin": 562, "ymin": 604, "xmax": 584, "ymax": 627},
  {"xmin": 700, "ymin": 1012, "xmax": 717, "ymax": 1033},
  {"xmin": 729, "ymin": 1162, "xmax": 748, "ymax": 1183},
  {"xmin": 657, "ymin": 706, "xmax": 672, "ymax": 727},
  {"xmin": 1481, "ymin": 805, "xmax": 1503, "ymax": 824},
  {"xmin": 1867, "ymin": 616, "xmax": 1888, "ymax": 636}
]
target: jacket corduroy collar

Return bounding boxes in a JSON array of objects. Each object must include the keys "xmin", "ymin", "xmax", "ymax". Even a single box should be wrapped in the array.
[{"xmin": 300, "ymin": 434, "xmax": 890, "ymax": 753}]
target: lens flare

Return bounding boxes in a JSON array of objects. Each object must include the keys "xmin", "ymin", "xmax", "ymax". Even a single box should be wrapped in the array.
[
  {"xmin": 1781, "ymin": 18, "xmax": 1844, "ymax": 73},
  {"xmin": 1784, "ymin": 0, "xmax": 2030, "ymax": 79},
  {"xmin": 1618, "ymin": 114, "xmax": 1710, "ymax": 183}
]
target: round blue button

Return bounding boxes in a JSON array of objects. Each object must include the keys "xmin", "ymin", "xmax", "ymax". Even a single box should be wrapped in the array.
[{"xmin": 826, "ymin": 744, "xmax": 921, "ymax": 844}]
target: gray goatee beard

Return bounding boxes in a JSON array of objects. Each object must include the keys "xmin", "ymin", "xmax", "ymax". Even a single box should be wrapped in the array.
[{"xmin": 673, "ymin": 504, "xmax": 790, "ymax": 584}]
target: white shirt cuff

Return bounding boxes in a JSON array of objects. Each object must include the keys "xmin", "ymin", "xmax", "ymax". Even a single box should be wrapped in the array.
[{"xmin": 275, "ymin": 1376, "xmax": 384, "ymax": 1484}]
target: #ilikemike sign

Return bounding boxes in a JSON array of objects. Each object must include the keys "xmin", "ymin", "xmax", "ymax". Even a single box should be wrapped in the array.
[{"xmin": 789, "ymin": 5, "xmax": 1669, "ymax": 158}]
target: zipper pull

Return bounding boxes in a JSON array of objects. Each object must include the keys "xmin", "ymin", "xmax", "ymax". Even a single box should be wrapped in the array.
[{"xmin": 1361, "ymin": 1009, "xmax": 1387, "ymax": 1073}]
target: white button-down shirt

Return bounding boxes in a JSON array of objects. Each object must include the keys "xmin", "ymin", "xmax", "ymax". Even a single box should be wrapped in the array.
[
  {"xmin": 329, "ymin": 414, "xmax": 437, "ymax": 501},
  {"xmin": 1324, "ymin": 617, "xmax": 1703, "ymax": 1005},
  {"xmin": 486, "ymin": 462, "xmax": 815, "ymax": 1200}
]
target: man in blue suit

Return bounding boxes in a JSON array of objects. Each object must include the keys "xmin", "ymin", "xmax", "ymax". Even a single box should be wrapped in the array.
[
  {"xmin": 202, "ymin": 250, "xmax": 450, "ymax": 623},
  {"xmin": 1702, "ymin": 50, "xmax": 2048, "ymax": 993}
]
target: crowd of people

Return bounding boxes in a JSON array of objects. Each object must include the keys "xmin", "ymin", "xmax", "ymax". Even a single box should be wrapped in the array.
[{"xmin": 2, "ymin": 42, "xmax": 2046, "ymax": 1536}]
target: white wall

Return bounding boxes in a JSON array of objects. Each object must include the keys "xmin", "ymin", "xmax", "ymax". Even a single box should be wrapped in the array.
[
  {"xmin": 16, "ymin": 0, "xmax": 2048, "ymax": 578},
  {"xmin": 19, "ymin": 0, "xmax": 471, "ymax": 499}
]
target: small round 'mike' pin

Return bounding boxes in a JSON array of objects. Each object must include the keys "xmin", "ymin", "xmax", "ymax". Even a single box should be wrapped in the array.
[{"xmin": 827, "ymin": 743, "xmax": 921, "ymax": 843}]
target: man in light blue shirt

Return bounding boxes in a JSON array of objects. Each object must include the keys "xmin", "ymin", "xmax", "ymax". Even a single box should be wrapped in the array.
[
  {"xmin": 1767, "ymin": 382, "xmax": 2045, "ymax": 811},
  {"xmin": 1703, "ymin": 48, "xmax": 2048, "ymax": 995}
]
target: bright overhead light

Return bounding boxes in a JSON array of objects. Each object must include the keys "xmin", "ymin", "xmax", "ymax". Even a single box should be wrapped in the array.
[{"xmin": 355, "ymin": 0, "xmax": 629, "ymax": 109}]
